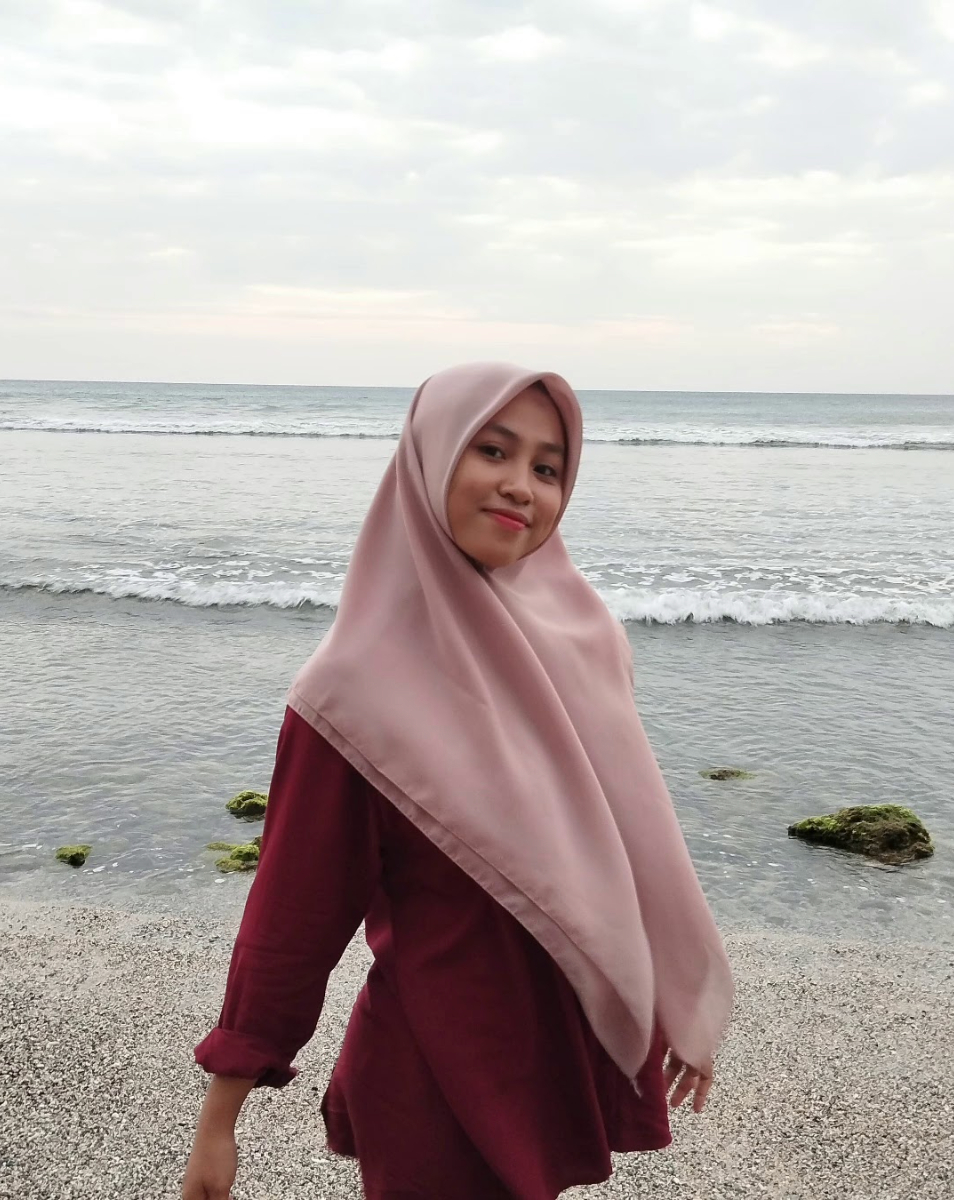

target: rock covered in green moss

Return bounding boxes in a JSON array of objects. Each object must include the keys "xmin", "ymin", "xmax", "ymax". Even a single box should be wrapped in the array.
[
  {"xmin": 55, "ymin": 844, "xmax": 92, "ymax": 867},
  {"xmin": 700, "ymin": 767, "xmax": 756, "ymax": 781},
  {"xmin": 211, "ymin": 840, "xmax": 261, "ymax": 873},
  {"xmin": 226, "ymin": 790, "xmax": 268, "ymax": 819},
  {"xmin": 206, "ymin": 833, "xmax": 264, "ymax": 873},
  {"xmin": 229, "ymin": 843, "xmax": 260, "ymax": 864},
  {"xmin": 788, "ymin": 805, "xmax": 934, "ymax": 865}
]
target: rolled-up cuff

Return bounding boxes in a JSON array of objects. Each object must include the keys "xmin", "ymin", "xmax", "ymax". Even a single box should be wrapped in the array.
[{"xmin": 194, "ymin": 1028, "xmax": 298, "ymax": 1088}]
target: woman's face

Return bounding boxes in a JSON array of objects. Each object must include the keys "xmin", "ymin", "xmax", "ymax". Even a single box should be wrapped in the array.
[{"xmin": 447, "ymin": 385, "xmax": 566, "ymax": 570}]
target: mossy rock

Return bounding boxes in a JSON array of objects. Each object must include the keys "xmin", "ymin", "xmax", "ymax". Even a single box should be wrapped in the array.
[
  {"xmin": 214, "ymin": 840, "xmax": 261, "ymax": 874},
  {"xmin": 55, "ymin": 844, "xmax": 92, "ymax": 867},
  {"xmin": 229, "ymin": 843, "xmax": 260, "ymax": 864},
  {"xmin": 700, "ymin": 767, "xmax": 756, "ymax": 781},
  {"xmin": 788, "ymin": 805, "xmax": 934, "ymax": 866},
  {"xmin": 216, "ymin": 856, "xmax": 256, "ymax": 874},
  {"xmin": 226, "ymin": 790, "xmax": 268, "ymax": 820}
]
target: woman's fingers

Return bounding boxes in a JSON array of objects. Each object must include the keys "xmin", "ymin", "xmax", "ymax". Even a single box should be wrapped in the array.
[
  {"xmin": 692, "ymin": 1074, "xmax": 713, "ymax": 1113},
  {"xmin": 668, "ymin": 1067, "xmax": 699, "ymax": 1109},
  {"xmin": 667, "ymin": 1065, "xmax": 714, "ymax": 1111},
  {"xmin": 663, "ymin": 1050, "xmax": 715, "ymax": 1112},
  {"xmin": 662, "ymin": 1052, "xmax": 683, "ymax": 1090}
]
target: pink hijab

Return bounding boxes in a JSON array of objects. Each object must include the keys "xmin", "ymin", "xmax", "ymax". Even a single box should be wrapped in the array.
[{"xmin": 288, "ymin": 362, "xmax": 733, "ymax": 1080}]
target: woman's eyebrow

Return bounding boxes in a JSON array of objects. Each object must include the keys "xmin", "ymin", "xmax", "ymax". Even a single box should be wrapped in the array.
[{"xmin": 485, "ymin": 422, "xmax": 566, "ymax": 458}]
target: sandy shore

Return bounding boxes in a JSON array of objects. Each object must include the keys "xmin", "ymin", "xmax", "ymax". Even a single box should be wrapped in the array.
[{"xmin": 1, "ymin": 896, "xmax": 951, "ymax": 1200}]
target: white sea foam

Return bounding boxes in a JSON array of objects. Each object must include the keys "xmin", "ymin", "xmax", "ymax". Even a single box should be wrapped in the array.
[
  {"xmin": 0, "ymin": 416, "xmax": 401, "ymax": 438},
  {"xmin": 603, "ymin": 435, "xmax": 954, "ymax": 450},
  {"xmin": 0, "ymin": 577, "xmax": 340, "ymax": 612},
  {"xmin": 600, "ymin": 588, "xmax": 954, "ymax": 627},
  {"xmin": 4, "ymin": 577, "xmax": 951, "ymax": 626},
  {"xmin": 1, "ymin": 415, "xmax": 952, "ymax": 449}
]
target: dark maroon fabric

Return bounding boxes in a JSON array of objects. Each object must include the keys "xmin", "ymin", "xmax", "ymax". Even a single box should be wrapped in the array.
[{"xmin": 195, "ymin": 707, "xmax": 671, "ymax": 1199}]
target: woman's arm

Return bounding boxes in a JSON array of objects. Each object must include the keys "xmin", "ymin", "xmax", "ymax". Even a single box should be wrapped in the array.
[
  {"xmin": 182, "ymin": 1077, "xmax": 254, "ymax": 1199},
  {"xmin": 183, "ymin": 708, "xmax": 383, "ymax": 1196},
  {"xmin": 194, "ymin": 706, "xmax": 383, "ymax": 1086},
  {"xmin": 197, "ymin": 1074, "xmax": 256, "ymax": 1132}
]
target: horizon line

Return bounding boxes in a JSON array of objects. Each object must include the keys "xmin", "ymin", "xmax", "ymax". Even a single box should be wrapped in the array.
[{"xmin": 3, "ymin": 377, "xmax": 953, "ymax": 399}]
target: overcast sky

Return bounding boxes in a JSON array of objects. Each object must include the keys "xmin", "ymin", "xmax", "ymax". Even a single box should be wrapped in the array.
[{"xmin": 2, "ymin": 0, "xmax": 953, "ymax": 390}]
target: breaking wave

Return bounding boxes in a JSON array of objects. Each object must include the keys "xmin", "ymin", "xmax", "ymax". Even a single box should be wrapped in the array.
[
  {"xmin": 3, "ymin": 578, "xmax": 951, "ymax": 627},
  {"xmin": 600, "ymin": 588, "xmax": 954, "ymax": 627},
  {"xmin": 0, "ymin": 417, "xmax": 401, "ymax": 438},
  {"xmin": 2, "ymin": 416, "xmax": 952, "ymax": 449}
]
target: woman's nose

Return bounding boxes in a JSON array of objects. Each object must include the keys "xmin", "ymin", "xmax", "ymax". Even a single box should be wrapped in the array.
[{"xmin": 500, "ymin": 469, "xmax": 533, "ymax": 504}]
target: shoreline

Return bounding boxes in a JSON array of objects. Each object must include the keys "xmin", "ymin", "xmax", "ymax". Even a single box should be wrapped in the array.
[{"xmin": 2, "ymin": 896, "xmax": 952, "ymax": 1199}]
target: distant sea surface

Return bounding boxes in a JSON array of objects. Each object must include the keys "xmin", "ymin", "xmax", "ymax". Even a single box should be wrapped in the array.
[{"xmin": 1, "ymin": 380, "xmax": 951, "ymax": 941}]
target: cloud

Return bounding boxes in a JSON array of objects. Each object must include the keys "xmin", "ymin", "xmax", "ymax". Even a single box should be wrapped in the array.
[
  {"xmin": 752, "ymin": 319, "xmax": 841, "ymax": 344},
  {"xmin": 0, "ymin": 0, "xmax": 952, "ymax": 389},
  {"xmin": 475, "ymin": 25, "xmax": 565, "ymax": 62},
  {"xmin": 905, "ymin": 80, "xmax": 950, "ymax": 107},
  {"xmin": 931, "ymin": 0, "xmax": 954, "ymax": 40},
  {"xmin": 689, "ymin": 4, "xmax": 830, "ymax": 69}
]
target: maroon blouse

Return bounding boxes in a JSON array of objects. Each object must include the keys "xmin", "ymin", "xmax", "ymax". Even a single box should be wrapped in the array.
[{"xmin": 196, "ymin": 707, "xmax": 671, "ymax": 1199}]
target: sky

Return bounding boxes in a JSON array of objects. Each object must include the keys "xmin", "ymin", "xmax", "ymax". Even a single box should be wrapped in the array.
[{"xmin": 1, "ymin": 0, "xmax": 953, "ymax": 391}]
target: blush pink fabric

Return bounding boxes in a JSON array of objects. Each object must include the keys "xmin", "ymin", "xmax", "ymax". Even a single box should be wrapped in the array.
[{"xmin": 288, "ymin": 361, "xmax": 734, "ymax": 1079}]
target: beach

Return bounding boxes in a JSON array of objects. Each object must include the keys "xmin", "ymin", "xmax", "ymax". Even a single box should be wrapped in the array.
[
  {"xmin": 2, "ymin": 895, "xmax": 951, "ymax": 1200},
  {"xmin": 2, "ymin": 383, "xmax": 951, "ymax": 1197},
  {"xmin": 5, "ymin": 0, "xmax": 954, "ymax": 1190}
]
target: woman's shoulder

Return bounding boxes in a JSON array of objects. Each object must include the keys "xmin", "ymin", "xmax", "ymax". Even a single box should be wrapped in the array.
[{"xmin": 275, "ymin": 705, "xmax": 365, "ymax": 788}]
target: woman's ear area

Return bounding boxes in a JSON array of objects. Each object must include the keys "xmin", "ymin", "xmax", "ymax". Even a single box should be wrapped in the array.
[{"xmin": 533, "ymin": 373, "xmax": 583, "ymax": 510}]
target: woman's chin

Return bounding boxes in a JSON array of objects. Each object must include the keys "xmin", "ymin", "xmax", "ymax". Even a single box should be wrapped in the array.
[{"xmin": 459, "ymin": 541, "xmax": 520, "ymax": 571}]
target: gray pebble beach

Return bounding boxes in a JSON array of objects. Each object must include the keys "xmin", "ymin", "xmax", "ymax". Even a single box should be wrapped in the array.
[{"xmin": 2, "ymin": 896, "xmax": 951, "ymax": 1200}]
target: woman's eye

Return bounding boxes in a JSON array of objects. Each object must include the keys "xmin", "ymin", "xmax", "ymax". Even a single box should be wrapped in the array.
[{"xmin": 477, "ymin": 445, "xmax": 559, "ymax": 480}]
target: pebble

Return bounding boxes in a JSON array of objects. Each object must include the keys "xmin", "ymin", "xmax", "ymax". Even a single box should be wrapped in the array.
[{"xmin": 1, "ymin": 897, "xmax": 952, "ymax": 1199}]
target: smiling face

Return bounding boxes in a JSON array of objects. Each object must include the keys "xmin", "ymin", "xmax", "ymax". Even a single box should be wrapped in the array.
[{"xmin": 446, "ymin": 384, "xmax": 567, "ymax": 570}]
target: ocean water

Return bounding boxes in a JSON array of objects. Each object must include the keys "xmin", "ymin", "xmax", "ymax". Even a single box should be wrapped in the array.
[{"xmin": 1, "ymin": 380, "xmax": 951, "ymax": 940}]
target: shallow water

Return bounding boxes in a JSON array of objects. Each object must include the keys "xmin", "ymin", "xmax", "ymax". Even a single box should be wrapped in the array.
[
  {"xmin": 2, "ymin": 385, "xmax": 951, "ymax": 941},
  {"xmin": 2, "ymin": 588, "xmax": 950, "ymax": 943},
  {"xmin": 2, "ymin": 430, "xmax": 952, "ymax": 625}
]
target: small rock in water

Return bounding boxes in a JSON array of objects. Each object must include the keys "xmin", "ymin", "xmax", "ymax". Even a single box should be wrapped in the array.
[
  {"xmin": 699, "ymin": 766, "xmax": 756, "ymax": 781},
  {"xmin": 225, "ymin": 790, "xmax": 268, "ymax": 819},
  {"xmin": 55, "ymin": 844, "xmax": 92, "ymax": 867},
  {"xmin": 787, "ymin": 804, "xmax": 934, "ymax": 866},
  {"xmin": 211, "ymin": 841, "xmax": 261, "ymax": 873}
]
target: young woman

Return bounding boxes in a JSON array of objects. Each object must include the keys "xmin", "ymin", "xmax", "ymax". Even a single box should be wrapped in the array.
[{"xmin": 181, "ymin": 362, "xmax": 734, "ymax": 1200}]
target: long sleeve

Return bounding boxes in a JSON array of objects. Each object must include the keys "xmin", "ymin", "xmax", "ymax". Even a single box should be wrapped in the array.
[{"xmin": 194, "ymin": 706, "xmax": 383, "ymax": 1087}]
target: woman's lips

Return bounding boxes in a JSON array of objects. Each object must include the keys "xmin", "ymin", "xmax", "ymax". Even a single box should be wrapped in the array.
[{"xmin": 486, "ymin": 511, "xmax": 527, "ymax": 532}]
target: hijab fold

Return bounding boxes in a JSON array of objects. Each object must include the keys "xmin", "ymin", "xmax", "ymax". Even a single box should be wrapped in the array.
[{"xmin": 289, "ymin": 362, "xmax": 733, "ymax": 1079}]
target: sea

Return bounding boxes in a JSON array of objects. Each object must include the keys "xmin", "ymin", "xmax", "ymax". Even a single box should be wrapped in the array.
[{"xmin": 1, "ymin": 380, "xmax": 951, "ymax": 942}]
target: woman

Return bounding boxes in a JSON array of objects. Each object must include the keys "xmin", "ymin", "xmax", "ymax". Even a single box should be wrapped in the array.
[{"xmin": 181, "ymin": 362, "xmax": 734, "ymax": 1200}]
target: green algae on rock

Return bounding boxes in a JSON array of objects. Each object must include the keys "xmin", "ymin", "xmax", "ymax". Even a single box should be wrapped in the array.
[
  {"xmin": 788, "ymin": 805, "xmax": 934, "ymax": 866},
  {"xmin": 207, "ymin": 834, "xmax": 264, "ymax": 873},
  {"xmin": 700, "ymin": 767, "xmax": 756, "ymax": 781},
  {"xmin": 225, "ymin": 790, "xmax": 268, "ymax": 819},
  {"xmin": 214, "ymin": 841, "xmax": 261, "ymax": 873},
  {"xmin": 55, "ymin": 845, "xmax": 92, "ymax": 867}
]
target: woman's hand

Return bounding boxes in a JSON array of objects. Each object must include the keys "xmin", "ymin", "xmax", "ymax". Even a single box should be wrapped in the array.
[
  {"xmin": 180, "ymin": 1127, "xmax": 238, "ymax": 1200},
  {"xmin": 663, "ymin": 1050, "xmax": 713, "ymax": 1113},
  {"xmin": 182, "ymin": 1074, "xmax": 254, "ymax": 1199}
]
